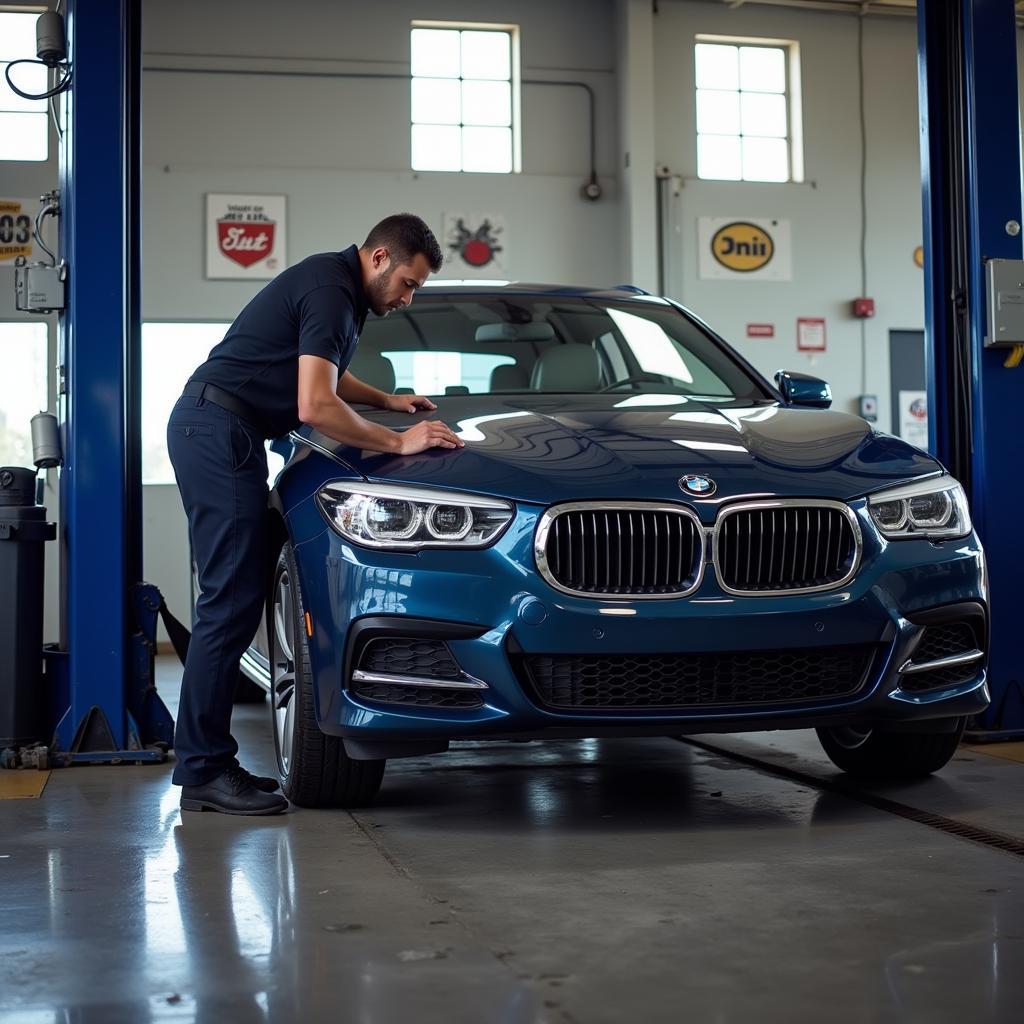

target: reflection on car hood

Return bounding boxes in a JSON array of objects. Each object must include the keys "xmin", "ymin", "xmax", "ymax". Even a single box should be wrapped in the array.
[{"xmin": 309, "ymin": 394, "xmax": 941, "ymax": 506}]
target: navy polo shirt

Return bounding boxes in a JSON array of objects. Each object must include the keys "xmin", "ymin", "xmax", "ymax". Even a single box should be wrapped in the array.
[{"xmin": 189, "ymin": 245, "xmax": 369, "ymax": 437}]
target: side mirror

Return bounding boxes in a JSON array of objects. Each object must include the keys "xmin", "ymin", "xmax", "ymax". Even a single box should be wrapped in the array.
[{"xmin": 774, "ymin": 370, "xmax": 832, "ymax": 409}]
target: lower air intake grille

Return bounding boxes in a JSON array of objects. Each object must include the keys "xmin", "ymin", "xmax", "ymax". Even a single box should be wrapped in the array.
[
  {"xmin": 913, "ymin": 623, "xmax": 978, "ymax": 664},
  {"xmin": 899, "ymin": 664, "xmax": 980, "ymax": 693},
  {"xmin": 350, "ymin": 679, "xmax": 484, "ymax": 709},
  {"xmin": 899, "ymin": 622, "xmax": 983, "ymax": 693},
  {"xmin": 352, "ymin": 637, "xmax": 484, "ymax": 709},
  {"xmin": 717, "ymin": 503, "xmax": 859, "ymax": 593},
  {"xmin": 520, "ymin": 645, "xmax": 876, "ymax": 710},
  {"xmin": 358, "ymin": 638, "xmax": 461, "ymax": 679}
]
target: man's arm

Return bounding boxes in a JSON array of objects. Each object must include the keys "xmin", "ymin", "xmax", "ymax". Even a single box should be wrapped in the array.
[
  {"xmin": 337, "ymin": 369, "xmax": 438, "ymax": 414},
  {"xmin": 298, "ymin": 355, "xmax": 462, "ymax": 455},
  {"xmin": 336, "ymin": 370, "xmax": 390, "ymax": 408}
]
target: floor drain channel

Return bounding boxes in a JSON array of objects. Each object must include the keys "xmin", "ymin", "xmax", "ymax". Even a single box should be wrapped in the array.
[{"xmin": 681, "ymin": 737, "xmax": 1024, "ymax": 860}]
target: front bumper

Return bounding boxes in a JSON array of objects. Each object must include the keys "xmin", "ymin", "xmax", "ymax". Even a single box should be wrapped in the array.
[{"xmin": 291, "ymin": 498, "xmax": 990, "ymax": 754}]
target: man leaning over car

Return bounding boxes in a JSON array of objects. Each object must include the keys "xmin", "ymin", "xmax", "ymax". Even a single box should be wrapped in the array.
[{"xmin": 167, "ymin": 213, "xmax": 464, "ymax": 816}]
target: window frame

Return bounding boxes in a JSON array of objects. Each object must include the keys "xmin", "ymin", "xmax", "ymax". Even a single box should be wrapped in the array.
[
  {"xmin": 140, "ymin": 320, "xmax": 231, "ymax": 486},
  {"xmin": 410, "ymin": 19, "xmax": 522, "ymax": 175},
  {"xmin": 693, "ymin": 34, "xmax": 804, "ymax": 185},
  {"xmin": 0, "ymin": 319, "xmax": 50, "ymax": 467},
  {"xmin": 0, "ymin": 8, "xmax": 51, "ymax": 163}
]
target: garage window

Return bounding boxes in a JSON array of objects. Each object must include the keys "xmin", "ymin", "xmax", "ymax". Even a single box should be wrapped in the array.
[
  {"xmin": 0, "ymin": 321, "xmax": 48, "ymax": 466},
  {"xmin": 410, "ymin": 22, "xmax": 520, "ymax": 174},
  {"xmin": 141, "ymin": 322, "xmax": 229, "ymax": 485},
  {"xmin": 694, "ymin": 37, "xmax": 803, "ymax": 183},
  {"xmin": 0, "ymin": 11, "xmax": 49, "ymax": 162}
]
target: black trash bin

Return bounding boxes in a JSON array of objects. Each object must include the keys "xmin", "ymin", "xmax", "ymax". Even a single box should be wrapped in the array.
[{"xmin": 0, "ymin": 466, "xmax": 56, "ymax": 751}]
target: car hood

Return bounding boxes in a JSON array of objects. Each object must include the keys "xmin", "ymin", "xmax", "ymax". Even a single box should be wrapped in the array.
[{"xmin": 308, "ymin": 394, "xmax": 941, "ymax": 507}]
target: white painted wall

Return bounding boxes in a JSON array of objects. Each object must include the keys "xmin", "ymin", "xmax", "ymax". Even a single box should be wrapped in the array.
[{"xmin": 653, "ymin": 2, "xmax": 926, "ymax": 436}]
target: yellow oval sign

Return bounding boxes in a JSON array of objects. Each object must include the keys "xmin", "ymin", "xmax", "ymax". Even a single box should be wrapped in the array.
[{"xmin": 711, "ymin": 221, "xmax": 774, "ymax": 273}]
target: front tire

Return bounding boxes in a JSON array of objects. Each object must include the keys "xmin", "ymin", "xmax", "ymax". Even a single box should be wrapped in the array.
[
  {"xmin": 816, "ymin": 718, "xmax": 966, "ymax": 780},
  {"xmin": 268, "ymin": 542, "xmax": 385, "ymax": 807}
]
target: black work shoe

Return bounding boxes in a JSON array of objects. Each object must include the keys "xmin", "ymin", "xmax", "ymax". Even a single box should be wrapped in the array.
[
  {"xmin": 241, "ymin": 767, "xmax": 281, "ymax": 793},
  {"xmin": 180, "ymin": 765, "xmax": 288, "ymax": 815}
]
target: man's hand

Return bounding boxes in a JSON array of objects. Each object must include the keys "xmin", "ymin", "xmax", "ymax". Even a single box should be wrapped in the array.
[
  {"xmin": 384, "ymin": 393, "xmax": 437, "ymax": 414},
  {"xmin": 397, "ymin": 418, "xmax": 464, "ymax": 455}
]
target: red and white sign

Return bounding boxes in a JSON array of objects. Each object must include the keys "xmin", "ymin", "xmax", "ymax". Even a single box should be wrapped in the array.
[
  {"xmin": 206, "ymin": 193, "xmax": 286, "ymax": 280},
  {"xmin": 442, "ymin": 212, "xmax": 508, "ymax": 278},
  {"xmin": 746, "ymin": 323, "xmax": 775, "ymax": 338},
  {"xmin": 797, "ymin": 317, "xmax": 827, "ymax": 352}
]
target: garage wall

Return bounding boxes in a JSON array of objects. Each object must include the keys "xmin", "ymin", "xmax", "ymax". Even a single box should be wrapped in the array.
[
  {"xmin": 6, "ymin": 2, "xmax": 1016, "ymax": 645},
  {"xmin": 652, "ymin": 2, "xmax": 925, "ymax": 437},
  {"xmin": 139, "ymin": 0, "xmax": 621, "ymax": 629}
]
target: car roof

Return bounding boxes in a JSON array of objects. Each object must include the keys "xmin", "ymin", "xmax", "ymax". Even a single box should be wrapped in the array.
[{"xmin": 420, "ymin": 281, "xmax": 669, "ymax": 302}]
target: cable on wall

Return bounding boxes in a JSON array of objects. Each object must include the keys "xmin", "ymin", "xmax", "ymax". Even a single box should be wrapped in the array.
[{"xmin": 4, "ymin": 5, "xmax": 73, "ymax": 102}]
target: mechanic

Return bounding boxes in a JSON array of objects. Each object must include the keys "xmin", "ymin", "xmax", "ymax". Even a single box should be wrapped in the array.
[{"xmin": 167, "ymin": 213, "xmax": 463, "ymax": 815}]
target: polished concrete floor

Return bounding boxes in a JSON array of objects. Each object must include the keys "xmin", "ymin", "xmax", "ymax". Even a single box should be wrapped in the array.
[{"xmin": 2, "ymin": 657, "xmax": 1023, "ymax": 1023}]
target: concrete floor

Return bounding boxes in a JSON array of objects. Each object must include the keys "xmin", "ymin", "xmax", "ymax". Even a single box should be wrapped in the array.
[{"xmin": 2, "ymin": 658, "xmax": 1023, "ymax": 1023}]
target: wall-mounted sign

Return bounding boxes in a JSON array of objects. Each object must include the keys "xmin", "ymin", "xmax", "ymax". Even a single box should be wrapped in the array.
[
  {"xmin": 0, "ymin": 198, "xmax": 37, "ymax": 264},
  {"xmin": 698, "ymin": 217, "xmax": 792, "ymax": 281},
  {"xmin": 205, "ymin": 193, "xmax": 286, "ymax": 280},
  {"xmin": 898, "ymin": 389, "xmax": 928, "ymax": 449},
  {"xmin": 746, "ymin": 323, "xmax": 775, "ymax": 338},
  {"xmin": 442, "ymin": 213, "xmax": 507, "ymax": 277},
  {"xmin": 797, "ymin": 317, "xmax": 827, "ymax": 352}
]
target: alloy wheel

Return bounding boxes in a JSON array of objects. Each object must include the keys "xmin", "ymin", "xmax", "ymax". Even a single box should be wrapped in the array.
[{"xmin": 272, "ymin": 566, "xmax": 297, "ymax": 778}]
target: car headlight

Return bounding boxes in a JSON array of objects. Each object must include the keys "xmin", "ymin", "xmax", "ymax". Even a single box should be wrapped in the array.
[
  {"xmin": 316, "ymin": 482, "xmax": 515, "ymax": 550},
  {"xmin": 867, "ymin": 475, "xmax": 971, "ymax": 540}
]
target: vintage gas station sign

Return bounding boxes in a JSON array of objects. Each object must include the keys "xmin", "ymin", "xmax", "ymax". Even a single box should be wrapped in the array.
[
  {"xmin": 0, "ymin": 198, "xmax": 37, "ymax": 263},
  {"xmin": 205, "ymin": 193, "xmax": 287, "ymax": 280},
  {"xmin": 698, "ymin": 216, "xmax": 792, "ymax": 281}
]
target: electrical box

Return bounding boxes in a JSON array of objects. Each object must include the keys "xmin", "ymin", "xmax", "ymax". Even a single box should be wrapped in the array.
[
  {"xmin": 14, "ymin": 258, "xmax": 66, "ymax": 314},
  {"xmin": 858, "ymin": 394, "xmax": 878, "ymax": 422},
  {"xmin": 984, "ymin": 258, "xmax": 1024, "ymax": 348}
]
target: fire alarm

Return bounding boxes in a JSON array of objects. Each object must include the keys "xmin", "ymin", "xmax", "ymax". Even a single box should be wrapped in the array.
[{"xmin": 852, "ymin": 297, "xmax": 875, "ymax": 318}]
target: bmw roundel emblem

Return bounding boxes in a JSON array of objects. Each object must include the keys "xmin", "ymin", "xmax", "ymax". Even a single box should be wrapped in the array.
[{"xmin": 679, "ymin": 474, "xmax": 716, "ymax": 497}]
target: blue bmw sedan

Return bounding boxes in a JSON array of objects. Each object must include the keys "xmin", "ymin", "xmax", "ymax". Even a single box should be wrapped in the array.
[{"xmin": 239, "ymin": 283, "xmax": 989, "ymax": 807}]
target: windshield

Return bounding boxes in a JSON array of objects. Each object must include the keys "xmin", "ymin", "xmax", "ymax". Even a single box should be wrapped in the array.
[{"xmin": 353, "ymin": 294, "xmax": 768, "ymax": 402}]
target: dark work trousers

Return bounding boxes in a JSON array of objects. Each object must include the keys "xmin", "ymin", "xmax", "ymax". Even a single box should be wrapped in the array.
[{"xmin": 167, "ymin": 394, "xmax": 269, "ymax": 786}]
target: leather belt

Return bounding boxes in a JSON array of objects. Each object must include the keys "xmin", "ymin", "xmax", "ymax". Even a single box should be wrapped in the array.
[{"xmin": 182, "ymin": 381, "xmax": 269, "ymax": 436}]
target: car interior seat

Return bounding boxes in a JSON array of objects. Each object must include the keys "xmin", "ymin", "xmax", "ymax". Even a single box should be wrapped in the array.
[
  {"xmin": 529, "ymin": 345, "xmax": 603, "ymax": 392},
  {"xmin": 489, "ymin": 363, "xmax": 531, "ymax": 391}
]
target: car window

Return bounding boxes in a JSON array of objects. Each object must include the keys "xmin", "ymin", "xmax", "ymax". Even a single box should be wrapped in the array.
[
  {"xmin": 355, "ymin": 295, "xmax": 766, "ymax": 400},
  {"xmin": 385, "ymin": 351, "xmax": 516, "ymax": 394}
]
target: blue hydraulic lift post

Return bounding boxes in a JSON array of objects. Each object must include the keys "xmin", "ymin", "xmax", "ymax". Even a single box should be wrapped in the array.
[
  {"xmin": 53, "ymin": 0, "xmax": 167, "ymax": 760},
  {"xmin": 918, "ymin": 0, "xmax": 1024, "ymax": 736}
]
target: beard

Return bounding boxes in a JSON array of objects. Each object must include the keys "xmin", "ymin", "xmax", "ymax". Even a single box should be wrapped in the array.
[{"xmin": 366, "ymin": 264, "xmax": 397, "ymax": 317}]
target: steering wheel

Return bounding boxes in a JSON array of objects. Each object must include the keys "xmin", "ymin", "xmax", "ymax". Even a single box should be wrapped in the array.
[{"xmin": 598, "ymin": 373, "xmax": 672, "ymax": 393}]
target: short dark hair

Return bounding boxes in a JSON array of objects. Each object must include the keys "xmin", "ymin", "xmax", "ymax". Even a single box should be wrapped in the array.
[{"xmin": 362, "ymin": 213, "xmax": 443, "ymax": 273}]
